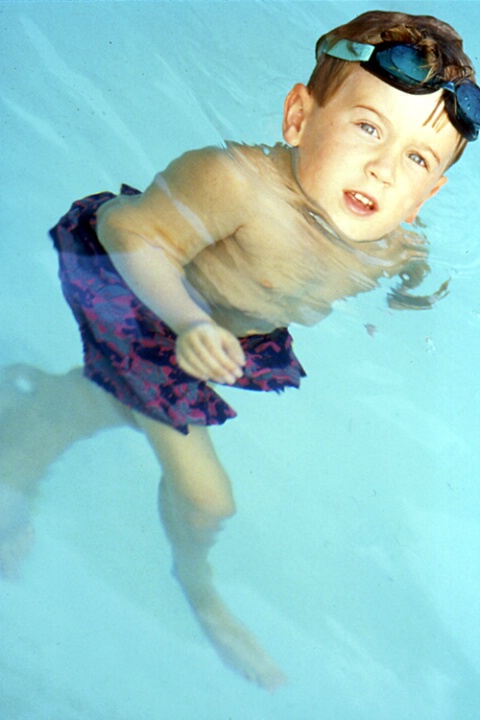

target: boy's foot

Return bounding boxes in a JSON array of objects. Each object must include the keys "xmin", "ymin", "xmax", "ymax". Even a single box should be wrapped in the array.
[{"xmin": 186, "ymin": 585, "xmax": 286, "ymax": 691}]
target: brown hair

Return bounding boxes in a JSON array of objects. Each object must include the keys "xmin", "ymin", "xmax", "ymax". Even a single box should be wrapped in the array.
[{"xmin": 307, "ymin": 10, "xmax": 476, "ymax": 165}]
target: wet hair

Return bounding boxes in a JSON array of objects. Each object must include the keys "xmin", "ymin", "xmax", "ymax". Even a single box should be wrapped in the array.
[{"xmin": 307, "ymin": 10, "xmax": 476, "ymax": 166}]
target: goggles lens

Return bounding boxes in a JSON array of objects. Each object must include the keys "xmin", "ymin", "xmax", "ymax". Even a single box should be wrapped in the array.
[
  {"xmin": 318, "ymin": 39, "xmax": 480, "ymax": 141},
  {"xmin": 375, "ymin": 45, "xmax": 432, "ymax": 85},
  {"xmin": 455, "ymin": 81, "xmax": 480, "ymax": 135}
]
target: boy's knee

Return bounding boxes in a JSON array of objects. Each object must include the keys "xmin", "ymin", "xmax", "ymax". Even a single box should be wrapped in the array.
[
  {"xmin": 187, "ymin": 491, "xmax": 236, "ymax": 527},
  {"xmin": 161, "ymin": 472, "xmax": 236, "ymax": 527}
]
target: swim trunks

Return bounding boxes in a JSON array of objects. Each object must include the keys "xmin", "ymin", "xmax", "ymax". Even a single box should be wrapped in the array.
[{"xmin": 49, "ymin": 185, "xmax": 306, "ymax": 434}]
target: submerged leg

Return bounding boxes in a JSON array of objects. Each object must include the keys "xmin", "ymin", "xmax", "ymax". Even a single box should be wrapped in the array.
[
  {"xmin": 134, "ymin": 412, "xmax": 285, "ymax": 691},
  {"xmin": 0, "ymin": 363, "xmax": 135, "ymax": 489},
  {"xmin": 0, "ymin": 363, "xmax": 135, "ymax": 577}
]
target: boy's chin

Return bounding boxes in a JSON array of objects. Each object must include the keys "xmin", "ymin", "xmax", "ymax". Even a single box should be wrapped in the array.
[
  {"xmin": 309, "ymin": 202, "xmax": 401, "ymax": 244},
  {"xmin": 329, "ymin": 217, "xmax": 394, "ymax": 244}
]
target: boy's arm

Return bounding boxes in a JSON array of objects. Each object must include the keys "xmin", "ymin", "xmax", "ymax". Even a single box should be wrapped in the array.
[
  {"xmin": 97, "ymin": 147, "xmax": 250, "ymax": 382},
  {"xmin": 97, "ymin": 202, "xmax": 210, "ymax": 333}
]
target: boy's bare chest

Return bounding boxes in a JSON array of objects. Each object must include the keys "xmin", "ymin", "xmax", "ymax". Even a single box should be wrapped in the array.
[
  {"xmin": 226, "ymin": 208, "xmax": 400, "ymax": 299},
  {"xmin": 187, "ymin": 206, "xmax": 406, "ymax": 332}
]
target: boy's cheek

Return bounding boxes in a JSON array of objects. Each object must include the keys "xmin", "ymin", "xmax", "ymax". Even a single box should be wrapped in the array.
[{"xmin": 404, "ymin": 175, "xmax": 447, "ymax": 223}]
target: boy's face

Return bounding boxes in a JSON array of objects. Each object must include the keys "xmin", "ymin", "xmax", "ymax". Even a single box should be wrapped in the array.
[{"xmin": 283, "ymin": 67, "xmax": 461, "ymax": 242}]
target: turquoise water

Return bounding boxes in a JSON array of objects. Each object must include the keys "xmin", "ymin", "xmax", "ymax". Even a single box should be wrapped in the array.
[{"xmin": 1, "ymin": 1, "xmax": 480, "ymax": 717}]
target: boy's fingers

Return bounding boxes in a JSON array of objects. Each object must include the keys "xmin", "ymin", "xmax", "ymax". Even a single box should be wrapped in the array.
[
  {"xmin": 179, "ymin": 329, "xmax": 243, "ymax": 383},
  {"xmin": 221, "ymin": 333, "xmax": 246, "ymax": 367},
  {"xmin": 192, "ymin": 340, "xmax": 241, "ymax": 382},
  {"xmin": 205, "ymin": 338, "xmax": 244, "ymax": 375},
  {"xmin": 193, "ymin": 328, "xmax": 243, "ymax": 373}
]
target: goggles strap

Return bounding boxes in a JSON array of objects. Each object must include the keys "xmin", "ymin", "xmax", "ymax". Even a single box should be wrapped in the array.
[{"xmin": 316, "ymin": 38, "xmax": 375, "ymax": 63}]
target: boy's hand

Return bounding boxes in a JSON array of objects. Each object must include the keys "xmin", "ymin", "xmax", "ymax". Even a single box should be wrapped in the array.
[{"xmin": 176, "ymin": 322, "xmax": 246, "ymax": 385}]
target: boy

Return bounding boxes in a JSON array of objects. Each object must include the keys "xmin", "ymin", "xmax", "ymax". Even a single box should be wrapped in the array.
[{"xmin": 1, "ymin": 10, "xmax": 478, "ymax": 690}]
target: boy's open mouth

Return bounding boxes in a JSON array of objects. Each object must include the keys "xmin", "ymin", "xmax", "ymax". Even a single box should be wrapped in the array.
[{"xmin": 344, "ymin": 190, "xmax": 378, "ymax": 215}]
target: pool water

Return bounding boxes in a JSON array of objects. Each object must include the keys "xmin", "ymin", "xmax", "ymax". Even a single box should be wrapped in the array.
[{"xmin": 1, "ymin": 1, "xmax": 479, "ymax": 718}]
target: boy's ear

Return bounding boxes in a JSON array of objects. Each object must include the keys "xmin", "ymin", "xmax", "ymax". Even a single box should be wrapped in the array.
[
  {"xmin": 282, "ymin": 83, "xmax": 314, "ymax": 146},
  {"xmin": 404, "ymin": 175, "xmax": 448, "ymax": 223}
]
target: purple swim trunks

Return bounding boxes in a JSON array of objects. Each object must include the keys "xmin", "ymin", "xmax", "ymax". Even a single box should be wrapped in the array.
[{"xmin": 49, "ymin": 185, "xmax": 306, "ymax": 434}]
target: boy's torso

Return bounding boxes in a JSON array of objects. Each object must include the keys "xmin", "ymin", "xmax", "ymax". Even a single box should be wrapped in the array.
[
  {"xmin": 98, "ymin": 143, "xmax": 426, "ymax": 337},
  {"xmin": 182, "ymin": 144, "xmax": 424, "ymax": 335}
]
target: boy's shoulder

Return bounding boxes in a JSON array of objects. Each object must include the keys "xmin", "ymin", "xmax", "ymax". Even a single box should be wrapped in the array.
[
  {"xmin": 153, "ymin": 142, "xmax": 291, "ymax": 220},
  {"xmin": 160, "ymin": 142, "xmax": 289, "ymax": 188}
]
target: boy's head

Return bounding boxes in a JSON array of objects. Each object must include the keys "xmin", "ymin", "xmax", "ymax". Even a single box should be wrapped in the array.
[
  {"xmin": 282, "ymin": 11, "xmax": 478, "ymax": 242},
  {"xmin": 308, "ymin": 10, "xmax": 478, "ymax": 164}
]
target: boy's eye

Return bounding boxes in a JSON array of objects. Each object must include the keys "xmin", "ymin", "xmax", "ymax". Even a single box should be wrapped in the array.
[
  {"xmin": 358, "ymin": 122, "xmax": 378, "ymax": 137},
  {"xmin": 409, "ymin": 152, "xmax": 427, "ymax": 169}
]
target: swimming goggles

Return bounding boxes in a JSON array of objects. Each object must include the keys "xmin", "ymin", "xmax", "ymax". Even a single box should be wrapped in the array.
[{"xmin": 316, "ymin": 38, "xmax": 480, "ymax": 141}]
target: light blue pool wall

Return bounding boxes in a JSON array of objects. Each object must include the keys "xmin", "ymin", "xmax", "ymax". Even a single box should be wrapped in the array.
[{"xmin": 1, "ymin": 2, "xmax": 480, "ymax": 719}]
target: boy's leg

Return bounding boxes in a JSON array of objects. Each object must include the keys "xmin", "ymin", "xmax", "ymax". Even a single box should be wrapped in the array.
[
  {"xmin": 0, "ymin": 363, "xmax": 135, "ymax": 491},
  {"xmin": 0, "ymin": 363, "xmax": 135, "ymax": 577},
  {"xmin": 133, "ymin": 412, "xmax": 285, "ymax": 691}
]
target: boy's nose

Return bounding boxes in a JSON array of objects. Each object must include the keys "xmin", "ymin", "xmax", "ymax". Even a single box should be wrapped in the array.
[{"xmin": 365, "ymin": 153, "xmax": 396, "ymax": 186}]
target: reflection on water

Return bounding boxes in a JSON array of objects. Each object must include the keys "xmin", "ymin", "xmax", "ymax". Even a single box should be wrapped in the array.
[{"xmin": 1, "ymin": 2, "xmax": 480, "ymax": 719}]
